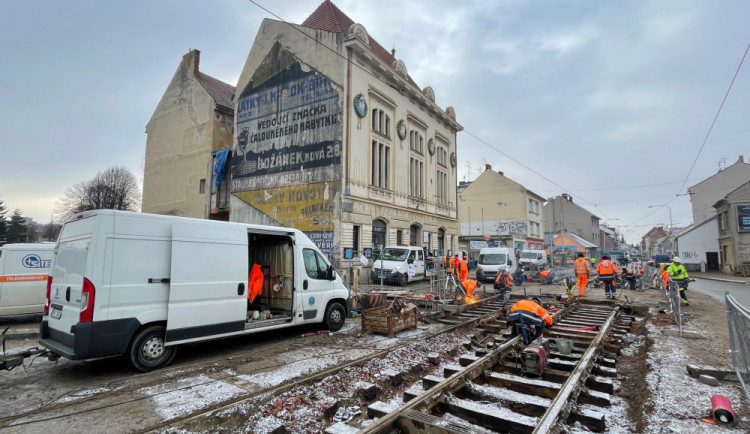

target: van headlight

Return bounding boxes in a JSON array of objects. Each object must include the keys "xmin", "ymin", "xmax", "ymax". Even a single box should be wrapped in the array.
[{"xmin": 394, "ymin": 265, "xmax": 401, "ymax": 272}]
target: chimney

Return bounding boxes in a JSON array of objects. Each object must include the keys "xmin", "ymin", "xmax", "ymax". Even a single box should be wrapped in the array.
[
  {"xmin": 740, "ymin": 155, "xmax": 745, "ymax": 163},
  {"xmin": 191, "ymin": 49, "xmax": 201, "ymax": 75},
  {"xmin": 485, "ymin": 164, "xmax": 492, "ymax": 171},
  {"xmin": 497, "ymin": 171, "xmax": 504, "ymax": 176},
  {"xmin": 561, "ymin": 193, "xmax": 572, "ymax": 202}
]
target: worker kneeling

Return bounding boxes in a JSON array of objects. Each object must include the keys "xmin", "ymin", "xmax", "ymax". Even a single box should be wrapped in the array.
[
  {"xmin": 507, "ymin": 298, "xmax": 554, "ymax": 345},
  {"xmin": 494, "ymin": 270, "xmax": 513, "ymax": 292}
]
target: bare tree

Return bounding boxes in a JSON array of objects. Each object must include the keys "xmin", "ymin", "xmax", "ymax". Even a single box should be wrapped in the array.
[{"xmin": 56, "ymin": 167, "xmax": 141, "ymax": 219}]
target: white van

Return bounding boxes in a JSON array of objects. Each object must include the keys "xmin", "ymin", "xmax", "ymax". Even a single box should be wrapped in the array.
[
  {"xmin": 0, "ymin": 243, "xmax": 55, "ymax": 316},
  {"xmin": 39, "ymin": 210, "xmax": 349, "ymax": 371},
  {"xmin": 475, "ymin": 247, "xmax": 517, "ymax": 283},
  {"xmin": 519, "ymin": 249, "xmax": 548, "ymax": 270},
  {"xmin": 371, "ymin": 246, "xmax": 428, "ymax": 286}
]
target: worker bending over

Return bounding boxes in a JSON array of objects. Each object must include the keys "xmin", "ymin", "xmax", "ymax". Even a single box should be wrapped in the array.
[
  {"xmin": 494, "ymin": 270, "xmax": 513, "ymax": 291},
  {"xmin": 507, "ymin": 298, "xmax": 554, "ymax": 344},
  {"xmin": 620, "ymin": 267, "xmax": 636, "ymax": 291}
]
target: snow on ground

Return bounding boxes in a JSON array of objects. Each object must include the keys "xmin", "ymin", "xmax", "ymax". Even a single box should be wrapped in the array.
[
  {"xmin": 139, "ymin": 374, "xmax": 247, "ymax": 421},
  {"xmin": 642, "ymin": 321, "xmax": 745, "ymax": 433}
]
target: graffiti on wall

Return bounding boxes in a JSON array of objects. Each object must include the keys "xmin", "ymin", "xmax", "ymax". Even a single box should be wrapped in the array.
[
  {"xmin": 232, "ymin": 42, "xmax": 341, "ymax": 255},
  {"xmin": 461, "ymin": 220, "xmax": 527, "ymax": 237}
]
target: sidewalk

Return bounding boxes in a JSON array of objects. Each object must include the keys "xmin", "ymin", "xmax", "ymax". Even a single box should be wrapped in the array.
[{"xmin": 691, "ymin": 271, "xmax": 750, "ymax": 284}]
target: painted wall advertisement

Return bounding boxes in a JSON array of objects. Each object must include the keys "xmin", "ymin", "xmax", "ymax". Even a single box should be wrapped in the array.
[
  {"xmin": 232, "ymin": 42, "xmax": 341, "ymax": 255},
  {"xmin": 461, "ymin": 220, "xmax": 527, "ymax": 237}
]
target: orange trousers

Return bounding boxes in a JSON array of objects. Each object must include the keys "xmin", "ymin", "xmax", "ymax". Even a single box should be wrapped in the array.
[
  {"xmin": 576, "ymin": 275, "xmax": 588, "ymax": 295},
  {"xmin": 460, "ymin": 269, "xmax": 468, "ymax": 281}
]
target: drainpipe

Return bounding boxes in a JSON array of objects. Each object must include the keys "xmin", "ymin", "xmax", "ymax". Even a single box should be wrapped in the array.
[{"xmin": 345, "ymin": 47, "xmax": 352, "ymax": 196}]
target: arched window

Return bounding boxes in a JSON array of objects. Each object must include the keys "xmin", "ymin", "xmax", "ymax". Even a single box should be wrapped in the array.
[{"xmin": 372, "ymin": 219, "xmax": 387, "ymax": 251}]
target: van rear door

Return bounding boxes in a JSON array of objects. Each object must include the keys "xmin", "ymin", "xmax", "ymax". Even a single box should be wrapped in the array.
[{"xmin": 166, "ymin": 222, "xmax": 248, "ymax": 344}]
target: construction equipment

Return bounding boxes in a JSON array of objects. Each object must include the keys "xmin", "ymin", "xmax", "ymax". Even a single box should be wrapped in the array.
[{"xmin": 520, "ymin": 340, "xmax": 550, "ymax": 376}]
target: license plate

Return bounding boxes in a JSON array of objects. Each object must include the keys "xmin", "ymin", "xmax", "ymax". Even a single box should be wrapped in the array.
[{"xmin": 51, "ymin": 308, "xmax": 62, "ymax": 319}]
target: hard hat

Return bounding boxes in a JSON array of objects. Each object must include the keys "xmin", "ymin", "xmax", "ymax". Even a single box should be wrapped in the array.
[{"xmin": 672, "ymin": 256, "xmax": 681, "ymax": 263}]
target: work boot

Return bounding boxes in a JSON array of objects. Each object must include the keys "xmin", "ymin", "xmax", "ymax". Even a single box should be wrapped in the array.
[{"xmin": 681, "ymin": 299, "xmax": 690, "ymax": 306}]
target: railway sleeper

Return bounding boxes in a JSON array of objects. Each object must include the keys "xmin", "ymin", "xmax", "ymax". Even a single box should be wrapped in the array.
[
  {"xmin": 578, "ymin": 388, "xmax": 612, "ymax": 406},
  {"xmin": 440, "ymin": 395, "xmax": 538, "ymax": 434},
  {"xmin": 497, "ymin": 360, "xmax": 571, "ymax": 383},
  {"xmin": 586, "ymin": 375, "xmax": 614, "ymax": 394},
  {"xmin": 565, "ymin": 405, "xmax": 607, "ymax": 432},
  {"xmin": 485, "ymin": 371, "xmax": 561, "ymax": 399},
  {"xmin": 399, "ymin": 409, "xmax": 496, "ymax": 434}
]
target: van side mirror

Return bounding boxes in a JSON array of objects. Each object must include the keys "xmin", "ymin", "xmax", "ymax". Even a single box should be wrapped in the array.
[
  {"xmin": 327, "ymin": 268, "xmax": 336, "ymax": 281},
  {"xmin": 507, "ymin": 260, "xmax": 512, "ymax": 265},
  {"xmin": 407, "ymin": 258, "xmax": 414, "ymax": 264}
]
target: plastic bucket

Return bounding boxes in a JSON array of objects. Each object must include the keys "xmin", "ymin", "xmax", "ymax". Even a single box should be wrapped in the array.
[
  {"xmin": 711, "ymin": 394, "xmax": 736, "ymax": 425},
  {"xmin": 556, "ymin": 338, "xmax": 573, "ymax": 355}
]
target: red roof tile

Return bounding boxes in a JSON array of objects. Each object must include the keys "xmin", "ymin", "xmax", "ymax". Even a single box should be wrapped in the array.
[
  {"xmin": 190, "ymin": 50, "xmax": 235, "ymax": 111},
  {"xmin": 301, "ymin": 1, "xmax": 419, "ymax": 90}
]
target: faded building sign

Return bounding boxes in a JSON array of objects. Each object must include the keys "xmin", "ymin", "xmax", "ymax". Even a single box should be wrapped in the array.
[
  {"xmin": 461, "ymin": 220, "xmax": 527, "ymax": 237},
  {"xmin": 232, "ymin": 42, "xmax": 341, "ymax": 256}
]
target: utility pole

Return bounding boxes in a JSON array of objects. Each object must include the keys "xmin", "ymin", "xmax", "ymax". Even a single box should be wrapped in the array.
[{"xmin": 560, "ymin": 196, "xmax": 566, "ymax": 266}]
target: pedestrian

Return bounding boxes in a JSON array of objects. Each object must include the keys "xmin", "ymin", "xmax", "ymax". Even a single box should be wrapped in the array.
[
  {"xmin": 667, "ymin": 256, "xmax": 690, "ymax": 305},
  {"xmin": 506, "ymin": 298, "xmax": 554, "ymax": 344},
  {"xmin": 459, "ymin": 255, "xmax": 469, "ymax": 281},
  {"xmin": 573, "ymin": 253, "xmax": 590, "ymax": 296},
  {"xmin": 620, "ymin": 267, "xmax": 636, "ymax": 291},
  {"xmin": 596, "ymin": 255, "xmax": 618, "ymax": 299}
]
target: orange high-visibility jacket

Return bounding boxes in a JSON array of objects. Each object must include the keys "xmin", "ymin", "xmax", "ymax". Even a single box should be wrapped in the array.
[
  {"xmin": 495, "ymin": 273, "xmax": 513, "ymax": 286},
  {"xmin": 540, "ymin": 270, "xmax": 550, "ymax": 279},
  {"xmin": 453, "ymin": 257, "xmax": 461, "ymax": 269},
  {"xmin": 460, "ymin": 259, "xmax": 468, "ymax": 273},
  {"xmin": 574, "ymin": 257, "xmax": 590, "ymax": 276},
  {"xmin": 510, "ymin": 299, "xmax": 553, "ymax": 325},
  {"xmin": 462, "ymin": 279, "xmax": 477, "ymax": 295},
  {"xmin": 248, "ymin": 264, "xmax": 264, "ymax": 303},
  {"xmin": 596, "ymin": 260, "xmax": 617, "ymax": 275}
]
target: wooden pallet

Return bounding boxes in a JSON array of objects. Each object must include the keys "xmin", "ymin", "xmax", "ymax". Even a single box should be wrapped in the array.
[{"xmin": 361, "ymin": 306, "xmax": 418, "ymax": 338}]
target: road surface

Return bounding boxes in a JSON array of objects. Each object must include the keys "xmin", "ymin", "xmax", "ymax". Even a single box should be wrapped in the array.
[{"xmin": 691, "ymin": 277, "xmax": 750, "ymax": 309}]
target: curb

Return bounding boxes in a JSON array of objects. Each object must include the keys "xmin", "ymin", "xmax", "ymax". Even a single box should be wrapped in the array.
[{"xmin": 694, "ymin": 276, "xmax": 749, "ymax": 285}]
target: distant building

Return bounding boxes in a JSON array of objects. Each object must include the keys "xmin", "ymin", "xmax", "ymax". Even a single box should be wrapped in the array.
[
  {"xmin": 688, "ymin": 155, "xmax": 750, "ymax": 225},
  {"xmin": 714, "ymin": 180, "xmax": 750, "ymax": 275},
  {"xmin": 543, "ymin": 194, "xmax": 601, "ymax": 255},
  {"xmin": 674, "ymin": 217, "xmax": 719, "ymax": 271},
  {"xmin": 456, "ymin": 164, "xmax": 545, "ymax": 258},
  {"xmin": 143, "ymin": 50, "xmax": 235, "ymax": 220},
  {"xmin": 640, "ymin": 226, "xmax": 668, "ymax": 258}
]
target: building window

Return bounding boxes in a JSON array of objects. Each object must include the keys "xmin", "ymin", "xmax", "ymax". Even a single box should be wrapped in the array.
[
  {"xmin": 437, "ymin": 168, "xmax": 447, "ymax": 205},
  {"xmin": 371, "ymin": 140, "xmax": 390, "ymax": 189},
  {"xmin": 410, "ymin": 157, "xmax": 424, "ymax": 198},
  {"xmin": 436, "ymin": 146, "xmax": 447, "ymax": 167},
  {"xmin": 353, "ymin": 225, "xmax": 360, "ymax": 253},
  {"xmin": 396, "ymin": 229, "xmax": 403, "ymax": 245},
  {"xmin": 438, "ymin": 228, "xmax": 445, "ymax": 254},
  {"xmin": 372, "ymin": 108, "xmax": 390, "ymax": 138},
  {"xmin": 409, "ymin": 130, "xmax": 423, "ymax": 154},
  {"xmin": 199, "ymin": 179, "xmax": 206, "ymax": 194},
  {"xmin": 410, "ymin": 224, "xmax": 420, "ymax": 246}
]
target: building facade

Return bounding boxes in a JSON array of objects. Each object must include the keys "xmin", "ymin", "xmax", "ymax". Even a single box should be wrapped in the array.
[
  {"xmin": 230, "ymin": 1, "xmax": 462, "ymax": 267},
  {"xmin": 714, "ymin": 180, "xmax": 750, "ymax": 275},
  {"xmin": 543, "ymin": 194, "xmax": 601, "ymax": 254},
  {"xmin": 143, "ymin": 50, "xmax": 235, "ymax": 219},
  {"xmin": 688, "ymin": 155, "xmax": 750, "ymax": 225},
  {"xmin": 674, "ymin": 217, "xmax": 719, "ymax": 271},
  {"xmin": 456, "ymin": 164, "xmax": 545, "ymax": 257}
]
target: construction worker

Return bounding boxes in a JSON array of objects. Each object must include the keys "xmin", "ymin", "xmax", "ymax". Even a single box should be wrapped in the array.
[
  {"xmin": 620, "ymin": 267, "xmax": 636, "ymax": 291},
  {"xmin": 660, "ymin": 262, "xmax": 670, "ymax": 291},
  {"xmin": 667, "ymin": 256, "xmax": 690, "ymax": 305},
  {"xmin": 453, "ymin": 254, "xmax": 461, "ymax": 277},
  {"xmin": 539, "ymin": 269, "xmax": 555, "ymax": 285},
  {"xmin": 590, "ymin": 256, "xmax": 597, "ymax": 270},
  {"xmin": 459, "ymin": 255, "xmax": 469, "ymax": 281},
  {"xmin": 494, "ymin": 270, "xmax": 513, "ymax": 291},
  {"xmin": 507, "ymin": 298, "xmax": 554, "ymax": 344},
  {"xmin": 596, "ymin": 255, "xmax": 618, "ymax": 299},
  {"xmin": 573, "ymin": 253, "xmax": 590, "ymax": 296}
]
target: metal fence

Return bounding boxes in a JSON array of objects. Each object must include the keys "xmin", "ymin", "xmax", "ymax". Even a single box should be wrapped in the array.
[{"xmin": 726, "ymin": 292, "xmax": 750, "ymax": 402}]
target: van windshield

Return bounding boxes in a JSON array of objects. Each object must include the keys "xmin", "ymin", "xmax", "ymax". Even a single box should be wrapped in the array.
[
  {"xmin": 520, "ymin": 252, "xmax": 538, "ymax": 259},
  {"xmin": 479, "ymin": 253, "xmax": 507, "ymax": 265},
  {"xmin": 382, "ymin": 248, "xmax": 408, "ymax": 261}
]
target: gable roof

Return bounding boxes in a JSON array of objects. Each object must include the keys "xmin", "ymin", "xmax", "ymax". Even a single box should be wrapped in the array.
[
  {"xmin": 688, "ymin": 156, "xmax": 750, "ymax": 192},
  {"xmin": 191, "ymin": 50, "xmax": 235, "ymax": 112},
  {"xmin": 301, "ymin": 0, "xmax": 420, "ymax": 90}
]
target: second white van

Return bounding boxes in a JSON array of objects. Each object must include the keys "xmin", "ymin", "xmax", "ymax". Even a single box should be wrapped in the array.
[
  {"xmin": 39, "ymin": 210, "xmax": 349, "ymax": 371},
  {"xmin": 371, "ymin": 246, "xmax": 429, "ymax": 286},
  {"xmin": 0, "ymin": 243, "xmax": 55, "ymax": 316},
  {"xmin": 519, "ymin": 250, "xmax": 548, "ymax": 270},
  {"xmin": 475, "ymin": 247, "xmax": 517, "ymax": 283}
]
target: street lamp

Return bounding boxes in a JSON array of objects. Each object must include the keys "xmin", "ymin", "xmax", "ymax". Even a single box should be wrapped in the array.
[{"xmin": 649, "ymin": 205, "xmax": 673, "ymax": 256}]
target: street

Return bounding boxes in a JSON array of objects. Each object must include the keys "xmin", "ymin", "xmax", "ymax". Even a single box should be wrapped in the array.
[{"xmin": 691, "ymin": 277, "xmax": 750, "ymax": 308}]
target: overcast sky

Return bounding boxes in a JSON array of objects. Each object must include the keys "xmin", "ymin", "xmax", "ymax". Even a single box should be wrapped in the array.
[{"xmin": 2, "ymin": 0, "xmax": 748, "ymax": 244}]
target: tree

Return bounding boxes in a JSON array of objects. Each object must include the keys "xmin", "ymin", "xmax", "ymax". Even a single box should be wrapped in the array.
[
  {"xmin": 0, "ymin": 196, "xmax": 6, "ymax": 245},
  {"xmin": 42, "ymin": 222, "xmax": 62, "ymax": 241},
  {"xmin": 6, "ymin": 209, "xmax": 28, "ymax": 244},
  {"xmin": 56, "ymin": 166, "xmax": 141, "ymax": 219}
]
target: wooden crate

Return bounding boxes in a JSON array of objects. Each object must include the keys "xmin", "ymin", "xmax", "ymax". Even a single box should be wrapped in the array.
[{"xmin": 361, "ymin": 306, "xmax": 418, "ymax": 338}]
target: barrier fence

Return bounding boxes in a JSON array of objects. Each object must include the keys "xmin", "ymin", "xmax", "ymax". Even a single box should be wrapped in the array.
[{"xmin": 726, "ymin": 292, "xmax": 750, "ymax": 402}]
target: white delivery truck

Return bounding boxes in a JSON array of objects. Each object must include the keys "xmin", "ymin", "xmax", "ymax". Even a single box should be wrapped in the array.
[
  {"xmin": 39, "ymin": 210, "xmax": 349, "ymax": 371},
  {"xmin": 0, "ymin": 243, "xmax": 55, "ymax": 316},
  {"xmin": 371, "ymin": 246, "xmax": 428, "ymax": 286},
  {"xmin": 475, "ymin": 247, "xmax": 517, "ymax": 283}
]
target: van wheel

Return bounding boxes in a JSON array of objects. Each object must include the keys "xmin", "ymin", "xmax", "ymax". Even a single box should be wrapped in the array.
[
  {"xmin": 128, "ymin": 325, "xmax": 176, "ymax": 372},
  {"xmin": 324, "ymin": 302, "xmax": 346, "ymax": 332},
  {"xmin": 399, "ymin": 274, "xmax": 408, "ymax": 286}
]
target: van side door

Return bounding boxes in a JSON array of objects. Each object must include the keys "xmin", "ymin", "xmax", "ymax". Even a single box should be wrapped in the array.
[
  {"xmin": 414, "ymin": 249, "xmax": 425, "ymax": 278},
  {"xmin": 167, "ymin": 222, "xmax": 248, "ymax": 344},
  {"xmin": 300, "ymin": 248, "xmax": 334, "ymax": 321}
]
